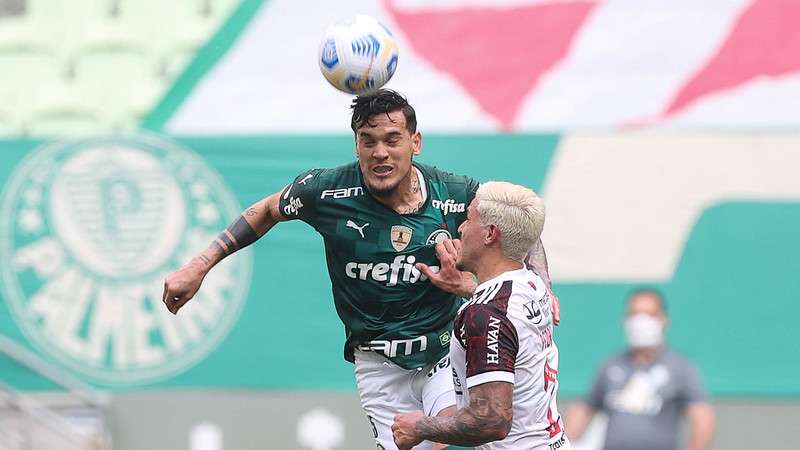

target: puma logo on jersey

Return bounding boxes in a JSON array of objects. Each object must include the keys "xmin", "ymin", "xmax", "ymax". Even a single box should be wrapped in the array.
[
  {"xmin": 346, "ymin": 220, "xmax": 369, "ymax": 238},
  {"xmin": 298, "ymin": 174, "xmax": 313, "ymax": 185}
]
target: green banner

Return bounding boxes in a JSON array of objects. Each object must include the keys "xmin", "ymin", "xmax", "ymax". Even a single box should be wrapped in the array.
[{"xmin": 1, "ymin": 134, "xmax": 798, "ymax": 397}]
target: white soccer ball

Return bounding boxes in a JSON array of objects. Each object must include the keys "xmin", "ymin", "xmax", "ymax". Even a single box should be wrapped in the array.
[{"xmin": 318, "ymin": 15, "xmax": 399, "ymax": 95}]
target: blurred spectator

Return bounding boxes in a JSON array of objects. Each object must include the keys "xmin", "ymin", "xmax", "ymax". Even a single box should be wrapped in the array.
[
  {"xmin": 566, "ymin": 288, "xmax": 715, "ymax": 450},
  {"xmin": 0, "ymin": 0, "xmax": 24, "ymax": 16}
]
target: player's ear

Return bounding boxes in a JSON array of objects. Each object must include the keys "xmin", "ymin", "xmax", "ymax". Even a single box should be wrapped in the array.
[
  {"xmin": 411, "ymin": 131, "xmax": 422, "ymax": 156},
  {"xmin": 485, "ymin": 224, "xmax": 500, "ymax": 245}
]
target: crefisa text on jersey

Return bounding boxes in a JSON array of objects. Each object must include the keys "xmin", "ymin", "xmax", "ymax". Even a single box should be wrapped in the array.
[
  {"xmin": 345, "ymin": 254, "xmax": 439, "ymax": 286},
  {"xmin": 431, "ymin": 199, "xmax": 465, "ymax": 215}
]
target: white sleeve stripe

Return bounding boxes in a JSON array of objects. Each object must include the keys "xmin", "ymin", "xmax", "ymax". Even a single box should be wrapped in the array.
[{"xmin": 466, "ymin": 371, "xmax": 515, "ymax": 388}]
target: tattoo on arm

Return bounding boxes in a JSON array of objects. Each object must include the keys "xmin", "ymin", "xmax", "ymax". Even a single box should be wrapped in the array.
[
  {"xmin": 526, "ymin": 238, "xmax": 552, "ymax": 288},
  {"xmin": 213, "ymin": 215, "xmax": 260, "ymax": 256},
  {"xmin": 415, "ymin": 382, "xmax": 513, "ymax": 447}
]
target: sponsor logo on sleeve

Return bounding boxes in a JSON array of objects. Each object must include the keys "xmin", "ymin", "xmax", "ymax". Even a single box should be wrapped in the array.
[{"xmin": 283, "ymin": 197, "xmax": 304, "ymax": 216}]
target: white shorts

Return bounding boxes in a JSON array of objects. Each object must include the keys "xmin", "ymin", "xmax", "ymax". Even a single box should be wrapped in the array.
[{"xmin": 354, "ymin": 349, "xmax": 456, "ymax": 450}]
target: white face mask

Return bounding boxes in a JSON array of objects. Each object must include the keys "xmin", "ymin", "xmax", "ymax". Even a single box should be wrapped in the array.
[{"xmin": 624, "ymin": 313, "xmax": 665, "ymax": 348}]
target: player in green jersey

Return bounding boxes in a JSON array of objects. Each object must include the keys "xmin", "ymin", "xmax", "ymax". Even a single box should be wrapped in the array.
[{"xmin": 162, "ymin": 90, "xmax": 557, "ymax": 450}]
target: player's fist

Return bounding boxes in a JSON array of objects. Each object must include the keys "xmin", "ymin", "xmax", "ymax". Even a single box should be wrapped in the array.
[
  {"xmin": 392, "ymin": 410, "xmax": 425, "ymax": 450},
  {"xmin": 162, "ymin": 260, "xmax": 207, "ymax": 315}
]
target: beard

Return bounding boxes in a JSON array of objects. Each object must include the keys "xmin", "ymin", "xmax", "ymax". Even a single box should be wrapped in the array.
[
  {"xmin": 365, "ymin": 179, "xmax": 399, "ymax": 198},
  {"xmin": 364, "ymin": 167, "xmax": 410, "ymax": 198}
]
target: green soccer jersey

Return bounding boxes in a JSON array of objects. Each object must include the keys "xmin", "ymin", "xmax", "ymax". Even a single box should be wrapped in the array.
[{"xmin": 278, "ymin": 161, "xmax": 479, "ymax": 369}]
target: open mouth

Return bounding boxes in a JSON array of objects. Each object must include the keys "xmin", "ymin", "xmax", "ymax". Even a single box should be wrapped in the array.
[{"xmin": 372, "ymin": 165, "xmax": 393, "ymax": 177}]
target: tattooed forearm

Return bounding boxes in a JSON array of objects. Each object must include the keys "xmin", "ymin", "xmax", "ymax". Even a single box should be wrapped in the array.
[
  {"xmin": 415, "ymin": 382, "xmax": 513, "ymax": 446},
  {"xmin": 189, "ymin": 195, "xmax": 282, "ymax": 274},
  {"xmin": 213, "ymin": 215, "xmax": 260, "ymax": 256},
  {"xmin": 526, "ymin": 238, "xmax": 552, "ymax": 288}
]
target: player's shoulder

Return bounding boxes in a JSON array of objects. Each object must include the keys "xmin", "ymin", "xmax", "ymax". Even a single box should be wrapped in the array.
[
  {"xmin": 456, "ymin": 278, "xmax": 510, "ymax": 325},
  {"xmin": 511, "ymin": 269, "xmax": 547, "ymax": 298},
  {"xmin": 290, "ymin": 161, "xmax": 362, "ymax": 195},
  {"xmin": 456, "ymin": 278, "xmax": 516, "ymax": 341},
  {"xmin": 310, "ymin": 161, "xmax": 360, "ymax": 184},
  {"xmin": 415, "ymin": 162, "xmax": 478, "ymax": 192}
]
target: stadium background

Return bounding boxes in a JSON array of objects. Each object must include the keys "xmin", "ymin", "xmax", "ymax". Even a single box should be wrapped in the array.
[{"xmin": 1, "ymin": 0, "xmax": 799, "ymax": 449}]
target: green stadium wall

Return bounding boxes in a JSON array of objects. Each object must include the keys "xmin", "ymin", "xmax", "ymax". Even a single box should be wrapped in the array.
[{"xmin": 1, "ymin": 133, "xmax": 798, "ymax": 398}]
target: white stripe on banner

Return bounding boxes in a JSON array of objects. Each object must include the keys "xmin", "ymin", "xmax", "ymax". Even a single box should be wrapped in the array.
[
  {"xmin": 167, "ymin": 0, "xmax": 800, "ymax": 133},
  {"xmin": 541, "ymin": 133, "xmax": 800, "ymax": 282}
]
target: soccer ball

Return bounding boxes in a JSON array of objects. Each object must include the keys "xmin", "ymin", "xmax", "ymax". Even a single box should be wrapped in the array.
[{"xmin": 318, "ymin": 15, "xmax": 399, "ymax": 95}]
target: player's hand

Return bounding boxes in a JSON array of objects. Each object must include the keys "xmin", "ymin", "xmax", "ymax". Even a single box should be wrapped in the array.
[
  {"xmin": 417, "ymin": 239, "xmax": 477, "ymax": 298},
  {"xmin": 392, "ymin": 410, "xmax": 425, "ymax": 450},
  {"xmin": 162, "ymin": 259, "xmax": 207, "ymax": 315},
  {"xmin": 550, "ymin": 290, "xmax": 561, "ymax": 326}
]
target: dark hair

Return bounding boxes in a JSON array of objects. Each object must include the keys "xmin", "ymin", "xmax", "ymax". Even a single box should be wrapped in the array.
[
  {"xmin": 350, "ymin": 89, "xmax": 417, "ymax": 134},
  {"xmin": 627, "ymin": 287, "xmax": 668, "ymax": 314}
]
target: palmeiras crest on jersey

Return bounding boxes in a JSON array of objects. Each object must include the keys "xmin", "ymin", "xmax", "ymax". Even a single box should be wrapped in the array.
[
  {"xmin": 0, "ymin": 134, "xmax": 252, "ymax": 385},
  {"xmin": 426, "ymin": 229, "xmax": 452, "ymax": 246},
  {"xmin": 391, "ymin": 225, "xmax": 412, "ymax": 251}
]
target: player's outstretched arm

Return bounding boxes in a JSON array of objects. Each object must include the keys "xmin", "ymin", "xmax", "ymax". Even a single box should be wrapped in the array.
[
  {"xmin": 392, "ymin": 381, "xmax": 513, "ymax": 450},
  {"xmin": 162, "ymin": 190, "xmax": 286, "ymax": 314}
]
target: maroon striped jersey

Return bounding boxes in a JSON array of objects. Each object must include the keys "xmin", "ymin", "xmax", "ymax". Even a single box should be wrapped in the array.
[{"xmin": 450, "ymin": 267, "xmax": 565, "ymax": 449}]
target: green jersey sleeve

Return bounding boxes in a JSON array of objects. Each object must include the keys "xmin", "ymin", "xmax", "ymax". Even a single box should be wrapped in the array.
[{"xmin": 278, "ymin": 169, "xmax": 324, "ymax": 224}]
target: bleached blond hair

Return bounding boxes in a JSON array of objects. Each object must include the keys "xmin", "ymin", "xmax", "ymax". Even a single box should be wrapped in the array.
[{"xmin": 475, "ymin": 181, "xmax": 545, "ymax": 262}]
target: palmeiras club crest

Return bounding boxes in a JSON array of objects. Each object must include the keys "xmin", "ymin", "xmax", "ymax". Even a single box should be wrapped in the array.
[{"xmin": 0, "ymin": 134, "xmax": 252, "ymax": 385}]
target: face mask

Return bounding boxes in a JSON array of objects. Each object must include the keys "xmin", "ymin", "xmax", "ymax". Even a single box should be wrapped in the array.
[{"xmin": 624, "ymin": 313, "xmax": 664, "ymax": 348}]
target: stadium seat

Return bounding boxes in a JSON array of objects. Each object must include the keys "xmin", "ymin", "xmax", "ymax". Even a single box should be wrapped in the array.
[
  {"xmin": 73, "ymin": 46, "xmax": 165, "ymax": 115},
  {"xmin": 0, "ymin": 47, "xmax": 62, "ymax": 112},
  {"xmin": 116, "ymin": 0, "xmax": 216, "ymax": 45},
  {"xmin": 0, "ymin": 0, "xmax": 238, "ymax": 136},
  {"xmin": 67, "ymin": 25, "xmax": 153, "ymax": 77},
  {"xmin": 20, "ymin": 78, "xmax": 107, "ymax": 136},
  {"xmin": 22, "ymin": 106, "xmax": 109, "ymax": 136},
  {"xmin": 0, "ymin": 17, "xmax": 61, "ymax": 56}
]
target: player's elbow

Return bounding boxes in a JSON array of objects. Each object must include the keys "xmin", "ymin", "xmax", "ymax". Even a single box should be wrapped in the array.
[
  {"xmin": 493, "ymin": 420, "xmax": 512, "ymax": 441},
  {"xmin": 478, "ymin": 417, "xmax": 512, "ymax": 443}
]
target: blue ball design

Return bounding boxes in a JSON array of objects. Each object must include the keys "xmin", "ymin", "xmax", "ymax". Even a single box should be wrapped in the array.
[{"xmin": 320, "ymin": 39, "xmax": 339, "ymax": 70}]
